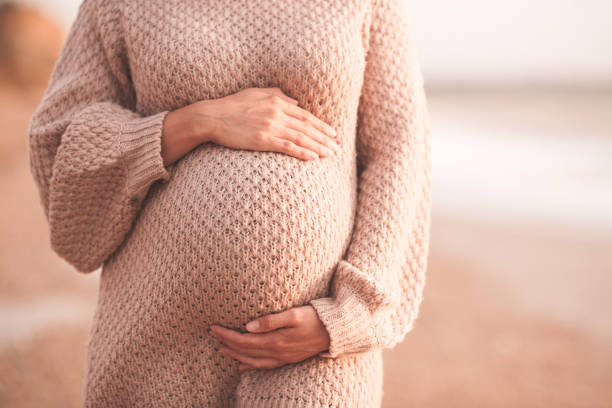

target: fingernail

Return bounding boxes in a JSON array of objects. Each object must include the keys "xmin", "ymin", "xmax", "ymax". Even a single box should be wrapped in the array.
[
  {"xmin": 246, "ymin": 321, "xmax": 259, "ymax": 331},
  {"xmin": 323, "ymin": 146, "xmax": 335, "ymax": 157},
  {"xmin": 329, "ymin": 127, "xmax": 337, "ymax": 137},
  {"xmin": 308, "ymin": 151, "xmax": 319, "ymax": 160}
]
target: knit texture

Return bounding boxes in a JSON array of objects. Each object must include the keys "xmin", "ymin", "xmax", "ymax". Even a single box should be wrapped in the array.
[{"xmin": 27, "ymin": 0, "xmax": 432, "ymax": 406}]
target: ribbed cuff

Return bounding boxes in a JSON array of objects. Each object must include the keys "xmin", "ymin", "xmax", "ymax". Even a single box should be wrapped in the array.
[
  {"xmin": 119, "ymin": 110, "xmax": 171, "ymax": 200},
  {"xmin": 309, "ymin": 283, "xmax": 379, "ymax": 359},
  {"xmin": 234, "ymin": 397, "xmax": 337, "ymax": 408}
]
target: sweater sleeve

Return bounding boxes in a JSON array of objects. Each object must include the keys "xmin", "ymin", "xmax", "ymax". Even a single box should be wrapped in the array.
[
  {"xmin": 308, "ymin": 0, "xmax": 432, "ymax": 358},
  {"xmin": 27, "ymin": 0, "xmax": 171, "ymax": 274}
]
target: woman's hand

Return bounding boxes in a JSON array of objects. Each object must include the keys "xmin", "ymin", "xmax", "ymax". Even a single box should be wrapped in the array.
[
  {"xmin": 209, "ymin": 305, "xmax": 331, "ymax": 371},
  {"xmin": 163, "ymin": 86, "xmax": 339, "ymax": 165}
]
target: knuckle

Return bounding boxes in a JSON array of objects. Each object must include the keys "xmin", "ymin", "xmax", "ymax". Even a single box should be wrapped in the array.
[
  {"xmin": 261, "ymin": 116, "xmax": 274, "ymax": 127},
  {"xmin": 273, "ymin": 338, "xmax": 287, "ymax": 350},
  {"xmin": 269, "ymin": 108, "xmax": 282, "ymax": 121},
  {"xmin": 281, "ymin": 139, "xmax": 295, "ymax": 152},
  {"xmin": 293, "ymin": 132, "xmax": 306, "ymax": 145},
  {"xmin": 268, "ymin": 95, "xmax": 283, "ymax": 106},
  {"xmin": 252, "ymin": 130, "xmax": 266, "ymax": 142}
]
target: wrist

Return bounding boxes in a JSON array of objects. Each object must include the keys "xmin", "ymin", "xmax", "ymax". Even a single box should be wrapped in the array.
[
  {"xmin": 186, "ymin": 99, "xmax": 220, "ymax": 145},
  {"xmin": 160, "ymin": 108, "xmax": 199, "ymax": 167},
  {"xmin": 160, "ymin": 99, "xmax": 221, "ymax": 167},
  {"xmin": 165, "ymin": 100, "xmax": 218, "ymax": 145}
]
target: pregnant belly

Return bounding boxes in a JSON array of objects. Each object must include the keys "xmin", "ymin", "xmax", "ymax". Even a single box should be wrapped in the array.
[{"xmin": 110, "ymin": 142, "xmax": 357, "ymax": 328}]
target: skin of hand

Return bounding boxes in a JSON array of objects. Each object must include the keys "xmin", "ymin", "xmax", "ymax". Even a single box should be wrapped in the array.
[
  {"xmin": 160, "ymin": 86, "xmax": 339, "ymax": 167},
  {"xmin": 209, "ymin": 305, "xmax": 331, "ymax": 371}
]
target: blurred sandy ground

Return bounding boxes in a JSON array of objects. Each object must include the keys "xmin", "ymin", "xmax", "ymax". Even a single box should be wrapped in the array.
[{"xmin": 1, "ymin": 3, "xmax": 611, "ymax": 408}]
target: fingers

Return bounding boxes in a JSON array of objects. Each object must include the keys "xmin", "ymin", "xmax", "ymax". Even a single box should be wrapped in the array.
[
  {"xmin": 219, "ymin": 344, "xmax": 283, "ymax": 370},
  {"xmin": 238, "ymin": 363, "xmax": 255, "ymax": 371},
  {"xmin": 210, "ymin": 314, "xmax": 314, "ymax": 370},
  {"xmin": 283, "ymin": 100, "xmax": 337, "ymax": 139},
  {"xmin": 280, "ymin": 115, "xmax": 338, "ymax": 157},
  {"xmin": 229, "ymin": 87, "xmax": 341, "ymax": 162},
  {"xmin": 264, "ymin": 135, "xmax": 322, "ymax": 161},
  {"xmin": 210, "ymin": 325, "xmax": 281, "ymax": 358},
  {"xmin": 262, "ymin": 87, "xmax": 338, "ymax": 143},
  {"xmin": 210, "ymin": 306, "xmax": 325, "ymax": 370},
  {"xmin": 246, "ymin": 308, "xmax": 300, "ymax": 333}
]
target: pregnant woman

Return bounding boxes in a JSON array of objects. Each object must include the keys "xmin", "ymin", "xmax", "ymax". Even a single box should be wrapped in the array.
[{"xmin": 28, "ymin": 0, "xmax": 431, "ymax": 406}]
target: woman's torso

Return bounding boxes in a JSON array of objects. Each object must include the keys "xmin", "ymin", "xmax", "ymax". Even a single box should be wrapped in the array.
[
  {"xmin": 101, "ymin": 0, "xmax": 369, "ymax": 327},
  {"xmin": 86, "ymin": 1, "xmax": 379, "ymax": 405}
]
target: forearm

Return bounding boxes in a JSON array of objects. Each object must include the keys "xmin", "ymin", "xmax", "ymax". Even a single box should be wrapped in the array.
[
  {"xmin": 161, "ymin": 100, "xmax": 218, "ymax": 167},
  {"xmin": 308, "ymin": 0, "xmax": 432, "ymax": 358}
]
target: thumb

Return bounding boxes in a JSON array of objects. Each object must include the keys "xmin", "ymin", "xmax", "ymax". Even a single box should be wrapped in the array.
[{"xmin": 246, "ymin": 309, "xmax": 298, "ymax": 333}]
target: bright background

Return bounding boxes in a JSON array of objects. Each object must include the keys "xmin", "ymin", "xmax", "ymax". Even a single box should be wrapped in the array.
[{"xmin": 1, "ymin": 0, "xmax": 611, "ymax": 407}]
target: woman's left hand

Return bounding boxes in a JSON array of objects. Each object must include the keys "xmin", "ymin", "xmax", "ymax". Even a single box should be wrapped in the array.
[{"xmin": 209, "ymin": 305, "xmax": 331, "ymax": 371}]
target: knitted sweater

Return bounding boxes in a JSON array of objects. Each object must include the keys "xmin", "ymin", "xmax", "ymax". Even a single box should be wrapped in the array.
[{"xmin": 27, "ymin": 0, "xmax": 432, "ymax": 406}]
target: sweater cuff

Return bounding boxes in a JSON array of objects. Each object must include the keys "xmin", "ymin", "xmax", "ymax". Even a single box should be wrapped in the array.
[
  {"xmin": 309, "ymin": 283, "xmax": 380, "ymax": 359},
  {"xmin": 119, "ymin": 110, "xmax": 171, "ymax": 200}
]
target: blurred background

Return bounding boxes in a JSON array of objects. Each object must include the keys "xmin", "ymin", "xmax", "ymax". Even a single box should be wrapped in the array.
[{"xmin": 0, "ymin": 0, "xmax": 610, "ymax": 407}]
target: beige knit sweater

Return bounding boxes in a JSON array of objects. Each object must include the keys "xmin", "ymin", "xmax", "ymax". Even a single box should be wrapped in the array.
[{"xmin": 28, "ymin": 0, "xmax": 431, "ymax": 406}]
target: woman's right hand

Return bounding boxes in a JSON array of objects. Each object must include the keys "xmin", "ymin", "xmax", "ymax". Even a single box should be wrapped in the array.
[{"xmin": 161, "ymin": 87, "xmax": 339, "ymax": 166}]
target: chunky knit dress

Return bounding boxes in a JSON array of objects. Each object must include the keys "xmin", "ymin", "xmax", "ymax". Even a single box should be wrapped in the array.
[{"xmin": 27, "ymin": 0, "xmax": 432, "ymax": 406}]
